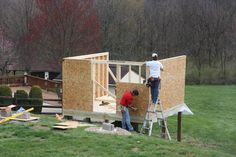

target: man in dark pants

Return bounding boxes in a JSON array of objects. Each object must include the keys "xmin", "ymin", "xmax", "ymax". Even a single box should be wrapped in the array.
[
  {"xmin": 146, "ymin": 52, "xmax": 164, "ymax": 104},
  {"xmin": 120, "ymin": 89, "xmax": 139, "ymax": 131}
]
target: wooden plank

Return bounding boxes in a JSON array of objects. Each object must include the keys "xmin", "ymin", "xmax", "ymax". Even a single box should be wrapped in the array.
[
  {"xmin": 116, "ymin": 65, "xmax": 121, "ymax": 82},
  {"xmin": 102, "ymin": 56, "xmax": 105, "ymax": 96},
  {"xmin": 128, "ymin": 65, "xmax": 131, "ymax": 82},
  {"xmin": 99, "ymin": 56, "xmax": 103, "ymax": 96},
  {"xmin": 53, "ymin": 121, "xmax": 95, "ymax": 129},
  {"xmin": 54, "ymin": 121, "xmax": 79, "ymax": 127},
  {"xmin": 145, "ymin": 66, "xmax": 149, "ymax": 82},
  {"xmin": 138, "ymin": 65, "xmax": 141, "ymax": 83},
  {"xmin": 91, "ymin": 60, "xmax": 96, "ymax": 101},
  {"xmin": 95, "ymin": 57, "xmax": 100, "ymax": 98},
  {"xmin": 52, "ymin": 125, "xmax": 72, "ymax": 129},
  {"xmin": 65, "ymin": 52, "xmax": 109, "ymax": 60},
  {"xmin": 108, "ymin": 67, "xmax": 117, "ymax": 82},
  {"xmin": 105, "ymin": 55, "xmax": 109, "ymax": 94},
  {"xmin": 91, "ymin": 60, "xmax": 144, "ymax": 66},
  {"xmin": 94, "ymin": 80, "xmax": 116, "ymax": 98},
  {"xmin": 0, "ymin": 116, "xmax": 40, "ymax": 122}
]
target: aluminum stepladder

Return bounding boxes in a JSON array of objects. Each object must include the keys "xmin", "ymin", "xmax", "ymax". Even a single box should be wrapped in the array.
[{"xmin": 140, "ymin": 99, "xmax": 171, "ymax": 140}]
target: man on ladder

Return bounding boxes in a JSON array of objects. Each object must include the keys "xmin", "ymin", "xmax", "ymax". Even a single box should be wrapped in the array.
[
  {"xmin": 141, "ymin": 52, "xmax": 171, "ymax": 140},
  {"xmin": 146, "ymin": 52, "xmax": 163, "ymax": 105}
]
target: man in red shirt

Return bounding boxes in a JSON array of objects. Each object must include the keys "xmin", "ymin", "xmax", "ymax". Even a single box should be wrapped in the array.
[{"xmin": 120, "ymin": 89, "xmax": 139, "ymax": 131}]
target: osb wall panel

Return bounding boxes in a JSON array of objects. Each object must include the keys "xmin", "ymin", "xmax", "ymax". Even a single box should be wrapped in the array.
[
  {"xmin": 63, "ymin": 59, "xmax": 93, "ymax": 111},
  {"xmin": 159, "ymin": 55, "xmax": 186, "ymax": 110},
  {"xmin": 116, "ymin": 83, "xmax": 150, "ymax": 117}
]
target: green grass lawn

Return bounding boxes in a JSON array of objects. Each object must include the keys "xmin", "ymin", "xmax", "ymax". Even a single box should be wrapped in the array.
[{"xmin": 0, "ymin": 85, "xmax": 235, "ymax": 157}]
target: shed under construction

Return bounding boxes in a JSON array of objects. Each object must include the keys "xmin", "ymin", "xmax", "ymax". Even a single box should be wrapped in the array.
[{"xmin": 62, "ymin": 52, "xmax": 192, "ymax": 123}]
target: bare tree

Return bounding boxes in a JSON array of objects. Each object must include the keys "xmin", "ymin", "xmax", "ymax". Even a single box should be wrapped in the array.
[
  {"xmin": 3, "ymin": 0, "xmax": 36, "ymax": 72},
  {"xmin": 1, "ymin": 0, "xmax": 236, "ymax": 83},
  {"xmin": 25, "ymin": 0, "xmax": 101, "ymax": 70},
  {"xmin": 0, "ymin": 0, "xmax": 17, "ymax": 75}
]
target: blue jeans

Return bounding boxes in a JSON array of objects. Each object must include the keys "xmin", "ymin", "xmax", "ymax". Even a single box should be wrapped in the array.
[
  {"xmin": 121, "ymin": 107, "xmax": 134, "ymax": 131},
  {"xmin": 151, "ymin": 78, "xmax": 160, "ymax": 104}
]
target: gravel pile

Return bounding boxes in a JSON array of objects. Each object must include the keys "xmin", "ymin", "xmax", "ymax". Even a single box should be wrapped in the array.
[{"xmin": 85, "ymin": 127, "xmax": 132, "ymax": 136}]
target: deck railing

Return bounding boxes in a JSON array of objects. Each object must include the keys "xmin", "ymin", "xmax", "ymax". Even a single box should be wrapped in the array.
[
  {"xmin": 0, "ymin": 75, "xmax": 24, "ymax": 85},
  {"xmin": 0, "ymin": 75, "xmax": 62, "ymax": 93}
]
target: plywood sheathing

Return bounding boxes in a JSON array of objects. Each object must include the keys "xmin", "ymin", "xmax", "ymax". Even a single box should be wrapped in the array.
[
  {"xmin": 116, "ymin": 83, "xmax": 150, "ymax": 117},
  {"xmin": 115, "ymin": 55, "xmax": 186, "ymax": 117},
  {"xmin": 63, "ymin": 59, "xmax": 93, "ymax": 111},
  {"xmin": 159, "ymin": 55, "xmax": 186, "ymax": 110},
  {"xmin": 63, "ymin": 52, "xmax": 109, "ymax": 112},
  {"xmin": 63, "ymin": 53, "xmax": 186, "ymax": 122}
]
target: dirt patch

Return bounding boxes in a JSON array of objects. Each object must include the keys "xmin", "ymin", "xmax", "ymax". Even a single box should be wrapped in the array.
[
  {"xmin": 131, "ymin": 147, "xmax": 140, "ymax": 152},
  {"xmin": 85, "ymin": 127, "xmax": 131, "ymax": 136},
  {"xmin": 183, "ymin": 136, "xmax": 218, "ymax": 149},
  {"xmin": 187, "ymin": 141, "xmax": 218, "ymax": 148}
]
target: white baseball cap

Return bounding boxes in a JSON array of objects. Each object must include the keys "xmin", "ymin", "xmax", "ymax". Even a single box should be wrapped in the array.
[{"xmin": 152, "ymin": 53, "xmax": 158, "ymax": 57}]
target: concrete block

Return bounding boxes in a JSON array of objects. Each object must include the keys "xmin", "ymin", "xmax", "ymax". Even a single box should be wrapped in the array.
[{"xmin": 102, "ymin": 122, "xmax": 114, "ymax": 131}]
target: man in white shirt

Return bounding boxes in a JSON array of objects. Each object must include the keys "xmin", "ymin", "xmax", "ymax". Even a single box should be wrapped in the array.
[{"xmin": 146, "ymin": 53, "xmax": 164, "ymax": 104}]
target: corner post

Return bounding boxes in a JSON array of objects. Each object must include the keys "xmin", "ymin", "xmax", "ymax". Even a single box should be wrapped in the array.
[{"xmin": 177, "ymin": 112, "xmax": 182, "ymax": 142}]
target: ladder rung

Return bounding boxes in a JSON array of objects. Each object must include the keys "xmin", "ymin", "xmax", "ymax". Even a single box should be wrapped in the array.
[{"xmin": 141, "ymin": 100, "xmax": 171, "ymax": 140}]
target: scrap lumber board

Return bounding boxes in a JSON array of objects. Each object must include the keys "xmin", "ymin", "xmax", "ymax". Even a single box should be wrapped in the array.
[
  {"xmin": 0, "ymin": 105, "xmax": 16, "ymax": 110},
  {"xmin": 53, "ymin": 121, "xmax": 95, "ymax": 130},
  {"xmin": 0, "ymin": 116, "xmax": 39, "ymax": 122},
  {"xmin": 0, "ymin": 108, "xmax": 34, "ymax": 124},
  {"xmin": 53, "ymin": 121, "xmax": 79, "ymax": 129}
]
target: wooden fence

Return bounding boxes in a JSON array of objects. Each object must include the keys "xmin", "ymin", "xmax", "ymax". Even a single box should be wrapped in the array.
[
  {"xmin": 26, "ymin": 75, "xmax": 61, "ymax": 92},
  {"xmin": 0, "ymin": 75, "xmax": 62, "ymax": 92},
  {"xmin": 0, "ymin": 75, "xmax": 24, "ymax": 85}
]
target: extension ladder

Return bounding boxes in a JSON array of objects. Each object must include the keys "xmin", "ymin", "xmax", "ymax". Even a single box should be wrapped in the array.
[{"xmin": 140, "ymin": 100, "xmax": 171, "ymax": 140}]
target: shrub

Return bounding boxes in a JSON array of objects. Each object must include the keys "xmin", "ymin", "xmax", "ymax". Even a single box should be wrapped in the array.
[
  {"xmin": 29, "ymin": 86, "xmax": 43, "ymax": 114},
  {"xmin": 14, "ymin": 90, "xmax": 29, "ymax": 111},
  {"xmin": 0, "ymin": 85, "xmax": 13, "ymax": 106}
]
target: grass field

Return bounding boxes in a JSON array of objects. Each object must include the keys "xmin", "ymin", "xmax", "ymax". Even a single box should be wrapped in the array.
[{"xmin": 0, "ymin": 85, "xmax": 235, "ymax": 157}]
